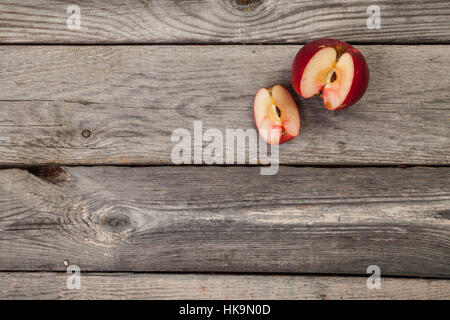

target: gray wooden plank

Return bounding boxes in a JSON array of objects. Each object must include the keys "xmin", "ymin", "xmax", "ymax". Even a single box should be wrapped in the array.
[
  {"xmin": 1, "ymin": 272, "xmax": 449, "ymax": 300},
  {"xmin": 1, "ymin": 0, "xmax": 450, "ymax": 44},
  {"xmin": 0, "ymin": 45, "xmax": 449, "ymax": 165},
  {"xmin": 0, "ymin": 166, "xmax": 449, "ymax": 277}
]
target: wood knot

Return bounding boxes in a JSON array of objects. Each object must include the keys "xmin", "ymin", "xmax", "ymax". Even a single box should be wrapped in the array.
[
  {"xmin": 90, "ymin": 204, "xmax": 149, "ymax": 245},
  {"xmin": 100, "ymin": 213, "xmax": 132, "ymax": 233},
  {"xmin": 337, "ymin": 141, "xmax": 347, "ymax": 152},
  {"xmin": 230, "ymin": 0, "xmax": 263, "ymax": 11},
  {"xmin": 436, "ymin": 209, "xmax": 450, "ymax": 220}
]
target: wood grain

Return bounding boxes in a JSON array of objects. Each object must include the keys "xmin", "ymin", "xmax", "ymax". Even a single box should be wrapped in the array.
[
  {"xmin": 1, "ymin": 272, "xmax": 449, "ymax": 300},
  {"xmin": 0, "ymin": 166, "xmax": 449, "ymax": 277},
  {"xmin": 0, "ymin": 45, "xmax": 449, "ymax": 165},
  {"xmin": 0, "ymin": 0, "xmax": 450, "ymax": 44}
]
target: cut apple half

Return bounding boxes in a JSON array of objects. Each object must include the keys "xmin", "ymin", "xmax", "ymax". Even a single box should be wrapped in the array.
[
  {"xmin": 292, "ymin": 39, "xmax": 369, "ymax": 111},
  {"xmin": 254, "ymin": 84, "xmax": 300, "ymax": 145},
  {"xmin": 322, "ymin": 52, "xmax": 354, "ymax": 110},
  {"xmin": 300, "ymin": 49, "xmax": 354, "ymax": 110},
  {"xmin": 300, "ymin": 47, "xmax": 337, "ymax": 98}
]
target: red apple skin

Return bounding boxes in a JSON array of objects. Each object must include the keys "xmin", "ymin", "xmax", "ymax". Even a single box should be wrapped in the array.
[
  {"xmin": 334, "ymin": 45, "xmax": 369, "ymax": 111},
  {"xmin": 291, "ymin": 39, "xmax": 344, "ymax": 97},
  {"xmin": 291, "ymin": 38, "xmax": 369, "ymax": 110},
  {"xmin": 278, "ymin": 127, "xmax": 297, "ymax": 145}
]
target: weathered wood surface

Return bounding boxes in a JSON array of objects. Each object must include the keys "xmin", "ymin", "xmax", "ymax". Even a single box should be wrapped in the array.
[
  {"xmin": 1, "ymin": 272, "xmax": 449, "ymax": 300},
  {"xmin": 1, "ymin": 0, "xmax": 450, "ymax": 44},
  {"xmin": 0, "ymin": 45, "xmax": 449, "ymax": 166},
  {"xmin": 0, "ymin": 166, "xmax": 448, "ymax": 277}
]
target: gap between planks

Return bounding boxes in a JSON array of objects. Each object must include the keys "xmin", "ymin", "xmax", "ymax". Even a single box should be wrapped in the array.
[{"xmin": 3, "ymin": 42, "xmax": 450, "ymax": 46}]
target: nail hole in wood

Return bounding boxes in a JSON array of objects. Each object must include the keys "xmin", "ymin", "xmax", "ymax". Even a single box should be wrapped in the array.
[{"xmin": 81, "ymin": 130, "xmax": 91, "ymax": 138}]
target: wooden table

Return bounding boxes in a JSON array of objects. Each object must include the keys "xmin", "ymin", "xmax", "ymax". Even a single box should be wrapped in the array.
[{"xmin": 0, "ymin": 0, "xmax": 449, "ymax": 299}]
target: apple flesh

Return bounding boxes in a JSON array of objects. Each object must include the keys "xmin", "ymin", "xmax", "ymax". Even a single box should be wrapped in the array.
[
  {"xmin": 254, "ymin": 84, "xmax": 300, "ymax": 145},
  {"xmin": 292, "ymin": 38, "xmax": 369, "ymax": 110}
]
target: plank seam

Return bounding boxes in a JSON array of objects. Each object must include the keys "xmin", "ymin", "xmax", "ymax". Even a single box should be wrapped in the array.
[
  {"xmin": 1, "ymin": 42, "xmax": 450, "ymax": 46},
  {"xmin": 0, "ymin": 270, "xmax": 446, "ymax": 280},
  {"xmin": 0, "ymin": 164, "xmax": 448, "ymax": 170}
]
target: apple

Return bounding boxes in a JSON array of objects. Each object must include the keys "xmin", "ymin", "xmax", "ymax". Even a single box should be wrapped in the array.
[
  {"xmin": 254, "ymin": 84, "xmax": 300, "ymax": 145},
  {"xmin": 291, "ymin": 38, "xmax": 369, "ymax": 110}
]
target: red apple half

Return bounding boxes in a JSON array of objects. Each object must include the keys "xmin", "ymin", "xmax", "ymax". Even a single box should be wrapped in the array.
[
  {"xmin": 254, "ymin": 84, "xmax": 300, "ymax": 145},
  {"xmin": 292, "ymin": 38, "xmax": 369, "ymax": 110}
]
